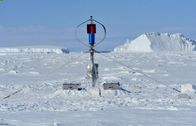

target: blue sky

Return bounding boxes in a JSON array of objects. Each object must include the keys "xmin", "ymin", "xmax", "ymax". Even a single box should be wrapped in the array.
[{"xmin": 0, "ymin": 0, "xmax": 196, "ymax": 51}]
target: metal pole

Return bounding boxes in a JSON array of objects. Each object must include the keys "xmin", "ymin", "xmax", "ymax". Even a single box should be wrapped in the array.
[
  {"xmin": 89, "ymin": 16, "xmax": 97, "ymax": 87},
  {"xmin": 90, "ymin": 47, "xmax": 96, "ymax": 87}
]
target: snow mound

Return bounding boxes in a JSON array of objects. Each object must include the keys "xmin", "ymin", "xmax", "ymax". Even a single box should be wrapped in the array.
[
  {"xmin": 114, "ymin": 32, "xmax": 196, "ymax": 52},
  {"xmin": 181, "ymin": 84, "xmax": 196, "ymax": 94},
  {"xmin": 0, "ymin": 46, "xmax": 69, "ymax": 54}
]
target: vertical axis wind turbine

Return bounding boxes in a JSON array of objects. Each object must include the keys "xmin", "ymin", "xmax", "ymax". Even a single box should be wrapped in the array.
[{"xmin": 76, "ymin": 16, "xmax": 106, "ymax": 87}]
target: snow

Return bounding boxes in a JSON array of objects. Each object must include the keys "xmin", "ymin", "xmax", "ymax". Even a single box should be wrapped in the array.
[
  {"xmin": 0, "ymin": 46, "xmax": 69, "ymax": 54},
  {"xmin": 1, "ymin": 108, "xmax": 196, "ymax": 126},
  {"xmin": 114, "ymin": 32, "xmax": 196, "ymax": 52},
  {"xmin": 0, "ymin": 51, "xmax": 196, "ymax": 125}
]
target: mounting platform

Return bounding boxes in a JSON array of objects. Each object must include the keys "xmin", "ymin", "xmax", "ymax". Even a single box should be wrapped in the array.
[
  {"xmin": 62, "ymin": 83, "xmax": 84, "ymax": 91},
  {"xmin": 103, "ymin": 82, "xmax": 121, "ymax": 90}
]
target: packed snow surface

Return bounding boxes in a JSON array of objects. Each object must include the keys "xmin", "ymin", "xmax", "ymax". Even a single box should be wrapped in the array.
[
  {"xmin": 114, "ymin": 32, "xmax": 196, "ymax": 52},
  {"xmin": 0, "ymin": 51, "xmax": 196, "ymax": 125},
  {"xmin": 0, "ymin": 46, "xmax": 69, "ymax": 54}
]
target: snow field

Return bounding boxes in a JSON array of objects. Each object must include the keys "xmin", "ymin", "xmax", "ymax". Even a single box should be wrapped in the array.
[
  {"xmin": 0, "ymin": 52, "xmax": 196, "ymax": 112},
  {"xmin": 0, "ymin": 51, "xmax": 196, "ymax": 125}
]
